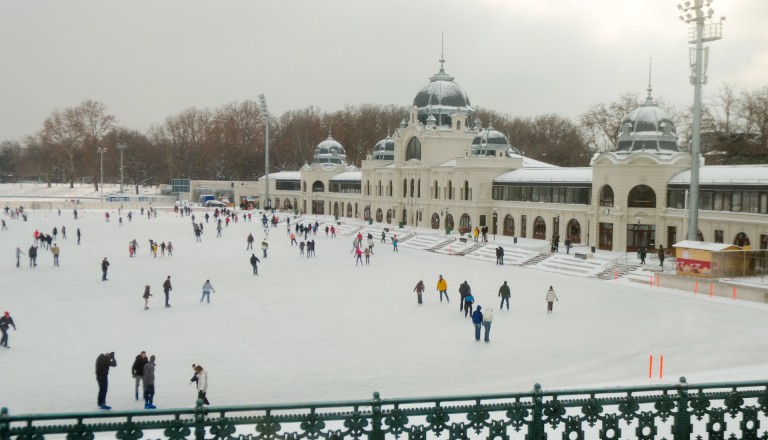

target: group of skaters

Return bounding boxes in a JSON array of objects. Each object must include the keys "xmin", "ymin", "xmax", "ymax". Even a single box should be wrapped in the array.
[
  {"xmin": 141, "ymin": 276, "xmax": 217, "ymax": 309},
  {"xmin": 414, "ymin": 275, "xmax": 561, "ymax": 342},
  {"xmin": 129, "ymin": 239, "xmax": 174, "ymax": 257},
  {"xmin": 95, "ymin": 350, "xmax": 210, "ymax": 411}
]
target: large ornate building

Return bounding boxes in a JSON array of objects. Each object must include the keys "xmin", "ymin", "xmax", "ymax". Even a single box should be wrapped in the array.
[{"xmin": 227, "ymin": 60, "xmax": 768, "ymax": 252}]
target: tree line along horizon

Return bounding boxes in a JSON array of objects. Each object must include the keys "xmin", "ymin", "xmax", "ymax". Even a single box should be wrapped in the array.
[{"xmin": 0, "ymin": 83, "xmax": 765, "ymax": 189}]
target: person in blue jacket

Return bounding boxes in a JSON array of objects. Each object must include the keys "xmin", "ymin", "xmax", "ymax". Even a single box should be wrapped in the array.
[
  {"xmin": 463, "ymin": 293, "xmax": 475, "ymax": 318},
  {"xmin": 471, "ymin": 305, "xmax": 484, "ymax": 341}
]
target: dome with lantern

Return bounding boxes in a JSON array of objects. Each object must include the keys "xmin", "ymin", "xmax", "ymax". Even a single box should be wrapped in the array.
[
  {"xmin": 615, "ymin": 86, "xmax": 679, "ymax": 154},
  {"xmin": 372, "ymin": 135, "xmax": 395, "ymax": 161},
  {"xmin": 412, "ymin": 57, "xmax": 475, "ymax": 128},
  {"xmin": 469, "ymin": 125, "xmax": 521, "ymax": 157},
  {"xmin": 312, "ymin": 135, "xmax": 348, "ymax": 166}
]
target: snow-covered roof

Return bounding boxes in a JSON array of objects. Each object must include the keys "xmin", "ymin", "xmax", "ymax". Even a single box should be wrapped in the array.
[
  {"xmin": 436, "ymin": 159, "xmax": 457, "ymax": 168},
  {"xmin": 669, "ymin": 165, "xmax": 768, "ymax": 185},
  {"xmin": 330, "ymin": 171, "xmax": 361, "ymax": 182},
  {"xmin": 672, "ymin": 240, "xmax": 741, "ymax": 251},
  {"xmin": 268, "ymin": 171, "xmax": 302, "ymax": 181},
  {"xmin": 519, "ymin": 156, "xmax": 558, "ymax": 168},
  {"xmin": 494, "ymin": 167, "xmax": 592, "ymax": 184}
]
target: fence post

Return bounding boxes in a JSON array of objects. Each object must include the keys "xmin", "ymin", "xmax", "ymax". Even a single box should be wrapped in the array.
[
  {"xmin": 194, "ymin": 399, "xmax": 206, "ymax": 440},
  {"xmin": 673, "ymin": 376, "xmax": 691, "ymax": 440},
  {"xmin": 0, "ymin": 408, "xmax": 9, "ymax": 440},
  {"xmin": 370, "ymin": 391, "xmax": 383, "ymax": 440},
  {"xmin": 529, "ymin": 383, "xmax": 545, "ymax": 440}
]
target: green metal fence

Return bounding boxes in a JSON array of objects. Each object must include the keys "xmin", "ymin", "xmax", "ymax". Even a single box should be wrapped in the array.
[{"xmin": 3, "ymin": 377, "xmax": 768, "ymax": 440}]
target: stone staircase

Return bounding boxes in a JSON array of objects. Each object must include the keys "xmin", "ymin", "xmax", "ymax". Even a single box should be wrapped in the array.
[
  {"xmin": 596, "ymin": 260, "xmax": 640, "ymax": 280},
  {"xmin": 520, "ymin": 252, "xmax": 554, "ymax": 267}
]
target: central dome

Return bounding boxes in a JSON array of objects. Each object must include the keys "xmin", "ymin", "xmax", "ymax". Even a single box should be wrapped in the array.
[
  {"xmin": 412, "ymin": 60, "xmax": 474, "ymax": 127},
  {"xmin": 312, "ymin": 136, "xmax": 348, "ymax": 166},
  {"xmin": 615, "ymin": 93, "xmax": 679, "ymax": 154}
]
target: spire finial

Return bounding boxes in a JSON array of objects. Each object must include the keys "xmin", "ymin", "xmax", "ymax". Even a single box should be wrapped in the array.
[
  {"xmin": 646, "ymin": 57, "xmax": 653, "ymax": 101},
  {"xmin": 438, "ymin": 33, "xmax": 445, "ymax": 74},
  {"xmin": 328, "ymin": 125, "xmax": 332, "ymax": 139}
]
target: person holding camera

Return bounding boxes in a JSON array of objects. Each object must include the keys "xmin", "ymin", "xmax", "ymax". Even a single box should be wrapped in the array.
[
  {"xmin": 190, "ymin": 364, "xmax": 209, "ymax": 405},
  {"xmin": 95, "ymin": 352, "xmax": 117, "ymax": 410}
]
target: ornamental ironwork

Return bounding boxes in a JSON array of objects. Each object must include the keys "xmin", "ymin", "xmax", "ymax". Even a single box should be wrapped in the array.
[{"xmin": 3, "ymin": 377, "xmax": 768, "ymax": 440}]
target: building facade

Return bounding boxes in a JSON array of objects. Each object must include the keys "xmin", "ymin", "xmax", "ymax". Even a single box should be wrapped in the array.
[{"xmin": 232, "ymin": 61, "xmax": 768, "ymax": 252}]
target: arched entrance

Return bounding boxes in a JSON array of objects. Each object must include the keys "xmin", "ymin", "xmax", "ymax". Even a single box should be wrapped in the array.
[
  {"xmin": 333, "ymin": 202, "xmax": 340, "ymax": 217},
  {"xmin": 503, "ymin": 214, "xmax": 515, "ymax": 236},
  {"xmin": 734, "ymin": 232, "xmax": 750, "ymax": 248},
  {"xmin": 445, "ymin": 214, "xmax": 454, "ymax": 232},
  {"xmin": 431, "ymin": 213, "xmax": 440, "ymax": 229},
  {"xmin": 346, "ymin": 204, "xmax": 353, "ymax": 218},
  {"xmin": 459, "ymin": 214, "xmax": 472, "ymax": 234},
  {"xmin": 566, "ymin": 219, "xmax": 581, "ymax": 244},
  {"xmin": 375, "ymin": 209, "xmax": 383, "ymax": 222},
  {"xmin": 533, "ymin": 216, "xmax": 546, "ymax": 240},
  {"xmin": 386, "ymin": 209, "xmax": 392, "ymax": 224},
  {"xmin": 364, "ymin": 206, "xmax": 371, "ymax": 220}
]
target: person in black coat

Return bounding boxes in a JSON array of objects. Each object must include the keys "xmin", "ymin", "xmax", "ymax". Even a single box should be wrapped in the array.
[
  {"xmin": 0, "ymin": 311, "xmax": 16, "ymax": 348},
  {"xmin": 101, "ymin": 258, "xmax": 110, "ymax": 280},
  {"xmin": 250, "ymin": 254, "xmax": 260, "ymax": 275},
  {"xmin": 458, "ymin": 281, "xmax": 471, "ymax": 312},
  {"xmin": 162, "ymin": 276, "xmax": 172, "ymax": 307},
  {"xmin": 131, "ymin": 351, "xmax": 148, "ymax": 401},
  {"xmin": 95, "ymin": 352, "xmax": 117, "ymax": 410}
]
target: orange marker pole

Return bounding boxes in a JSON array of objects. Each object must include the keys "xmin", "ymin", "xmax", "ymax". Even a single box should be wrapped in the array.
[
  {"xmin": 656, "ymin": 275, "xmax": 660, "ymax": 288},
  {"xmin": 649, "ymin": 275, "xmax": 653, "ymax": 287},
  {"xmin": 659, "ymin": 355, "xmax": 664, "ymax": 379},
  {"xmin": 614, "ymin": 269, "xmax": 618, "ymax": 281},
  {"xmin": 694, "ymin": 280, "xmax": 698, "ymax": 295},
  {"xmin": 649, "ymin": 355, "xmax": 653, "ymax": 379},
  {"xmin": 733, "ymin": 287, "xmax": 737, "ymax": 301},
  {"xmin": 710, "ymin": 284, "xmax": 714, "ymax": 298}
]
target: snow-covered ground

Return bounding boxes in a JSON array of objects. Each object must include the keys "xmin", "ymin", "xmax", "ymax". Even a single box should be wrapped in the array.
[{"xmin": 1, "ymin": 183, "xmax": 767, "ymax": 415}]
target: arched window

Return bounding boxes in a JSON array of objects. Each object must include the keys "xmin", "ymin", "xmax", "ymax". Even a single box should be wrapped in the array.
[
  {"xmin": 628, "ymin": 185, "xmax": 656, "ymax": 208},
  {"xmin": 599, "ymin": 185, "xmax": 614, "ymax": 207},
  {"xmin": 312, "ymin": 180, "xmax": 325, "ymax": 192},
  {"xmin": 431, "ymin": 213, "xmax": 440, "ymax": 229},
  {"xmin": 734, "ymin": 232, "xmax": 750, "ymax": 248},
  {"xmin": 417, "ymin": 179, "xmax": 421, "ymax": 198},
  {"xmin": 386, "ymin": 209, "xmax": 392, "ymax": 224},
  {"xmin": 445, "ymin": 214, "xmax": 454, "ymax": 231},
  {"xmin": 364, "ymin": 206, "xmax": 371, "ymax": 220},
  {"xmin": 463, "ymin": 181, "xmax": 470, "ymax": 201},
  {"xmin": 375, "ymin": 209, "xmax": 383, "ymax": 222},
  {"xmin": 346, "ymin": 204, "xmax": 353, "ymax": 217},
  {"xmin": 405, "ymin": 137, "xmax": 422, "ymax": 161},
  {"xmin": 566, "ymin": 219, "xmax": 581, "ymax": 243},
  {"xmin": 459, "ymin": 214, "xmax": 472, "ymax": 234},
  {"xmin": 333, "ymin": 202, "xmax": 339, "ymax": 216},
  {"xmin": 503, "ymin": 214, "xmax": 515, "ymax": 236},
  {"xmin": 448, "ymin": 181, "xmax": 453, "ymax": 200},
  {"xmin": 403, "ymin": 179, "xmax": 407, "ymax": 197},
  {"xmin": 388, "ymin": 181, "xmax": 393, "ymax": 197},
  {"xmin": 410, "ymin": 179, "xmax": 415, "ymax": 197},
  {"xmin": 533, "ymin": 216, "xmax": 546, "ymax": 240},
  {"xmin": 433, "ymin": 180, "xmax": 439, "ymax": 199}
]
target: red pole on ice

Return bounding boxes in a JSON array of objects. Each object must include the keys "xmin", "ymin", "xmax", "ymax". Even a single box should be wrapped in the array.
[
  {"xmin": 648, "ymin": 355, "xmax": 653, "ymax": 379},
  {"xmin": 659, "ymin": 355, "xmax": 664, "ymax": 379}
]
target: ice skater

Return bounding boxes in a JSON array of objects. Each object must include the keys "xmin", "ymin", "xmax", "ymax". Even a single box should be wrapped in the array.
[
  {"xmin": 200, "ymin": 279, "xmax": 216, "ymax": 303},
  {"xmin": 545, "ymin": 285, "xmax": 558, "ymax": 314}
]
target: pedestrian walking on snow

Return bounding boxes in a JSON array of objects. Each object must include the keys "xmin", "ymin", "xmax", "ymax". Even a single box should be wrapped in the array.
[
  {"xmin": 95, "ymin": 352, "xmax": 117, "ymax": 410},
  {"xmin": 51, "ymin": 243, "xmax": 60, "ymax": 266},
  {"xmin": 436, "ymin": 275, "xmax": 449, "ymax": 302},
  {"xmin": 471, "ymin": 306, "xmax": 483, "ymax": 341},
  {"xmin": 482, "ymin": 307, "xmax": 494, "ymax": 342},
  {"xmin": 143, "ymin": 355, "xmax": 157, "ymax": 409},
  {"xmin": 191, "ymin": 364, "xmax": 210, "ymax": 405},
  {"xmin": 498, "ymin": 281, "xmax": 511, "ymax": 310},
  {"xmin": 131, "ymin": 351, "xmax": 148, "ymax": 400},
  {"xmin": 15, "ymin": 247, "xmax": 24, "ymax": 268},
  {"xmin": 414, "ymin": 280, "xmax": 425, "ymax": 305},
  {"xmin": 200, "ymin": 280, "xmax": 215, "ymax": 303},
  {"xmin": 458, "ymin": 281, "xmax": 471, "ymax": 311},
  {"xmin": 101, "ymin": 257, "xmax": 110, "ymax": 281},
  {"xmin": 0, "ymin": 311, "xmax": 16, "ymax": 348},
  {"xmin": 162, "ymin": 276, "xmax": 172, "ymax": 308},
  {"xmin": 142, "ymin": 286, "xmax": 152, "ymax": 310},
  {"xmin": 261, "ymin": 240, "xmax": 268, "ymax": 258},
  {"xmin": 545, "ymin": 286, "xmax": 559, "ymax": 314}
]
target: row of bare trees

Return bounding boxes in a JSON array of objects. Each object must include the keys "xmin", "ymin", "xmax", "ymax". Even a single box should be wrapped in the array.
[{"xmin": 1, "ymin": 84, "xmax": 766, "ymax": 187}]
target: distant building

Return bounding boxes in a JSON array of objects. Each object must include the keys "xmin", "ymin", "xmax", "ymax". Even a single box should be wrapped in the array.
[{"xmin": 229, "ymin": 59, "xmax": 768, "ymax": 252}]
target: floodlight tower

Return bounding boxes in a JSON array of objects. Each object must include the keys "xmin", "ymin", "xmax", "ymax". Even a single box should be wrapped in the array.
[
  {"xmin": 258, "ymin": 94, "xmax": 270, "ymax": 210},
  {"xmin": 97, "ymin": 146, "xmax": 107, "ymax": 202},
  {"xmin": 677, "ymin": 0, "xmax": 724, "ymax": 240},
  {"xmin": 116, "ymin": 143, "xmax": 127, "ymax": 196}
]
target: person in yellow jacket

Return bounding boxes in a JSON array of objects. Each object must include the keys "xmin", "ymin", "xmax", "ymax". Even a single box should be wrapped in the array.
[{"xmin": 436, "ymin": 275, "xmax": 449, "ymax": 302}]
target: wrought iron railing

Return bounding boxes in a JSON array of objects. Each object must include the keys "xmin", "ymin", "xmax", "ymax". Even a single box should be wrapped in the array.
[{"xmin": 3, "ymin": 377, "xmax": 768, "ymax": 440}]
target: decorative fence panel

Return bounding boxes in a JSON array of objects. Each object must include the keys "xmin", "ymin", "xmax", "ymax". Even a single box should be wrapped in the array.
[{"xmin": 3, "ymin": 377, "xmax": 768, "ymax": 440}]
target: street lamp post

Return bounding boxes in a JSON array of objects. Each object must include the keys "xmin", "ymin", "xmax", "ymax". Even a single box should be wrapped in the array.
[
  {"xmin": 258, "ymin": 94, "xmax": 270, "ymax": 211},
  {"xmin": 116, "ymin": 143, "xmax": 127, "ymax": 196},
  {"xmin": 678, "ymin": 0, "xmax": 724, "ymax": 240},
  {"xmin": 96, "ymin": 146, "xmax": 107, "ymax": 202}
]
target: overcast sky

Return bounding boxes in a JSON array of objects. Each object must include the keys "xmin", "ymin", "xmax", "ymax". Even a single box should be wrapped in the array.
[{"xmin": 1, "ymin": 0, "xmax": 766, "ymax": 142}]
